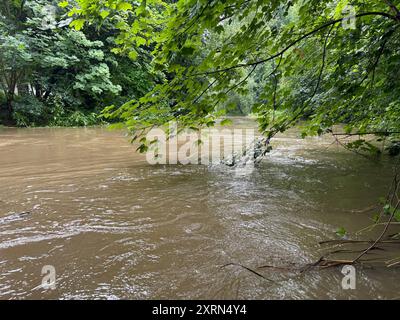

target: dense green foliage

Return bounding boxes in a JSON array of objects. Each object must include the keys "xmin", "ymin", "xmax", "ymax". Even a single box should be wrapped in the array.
[
  {"xmin": 62, "ymin": 0, "xmax": 400, "ymax": 154},
  {"xmin": 0, "ymin": 0, "xmax": 157, "ymax": 126},
  {"xmin": 2, "ymin": 0, "xmax": 400, "ymax": 155}
]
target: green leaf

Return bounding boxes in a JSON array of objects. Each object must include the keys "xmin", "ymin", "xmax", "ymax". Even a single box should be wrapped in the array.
[
  {"xmin": 220, "ymin": 119, "xmax": 233, "ymax": 126},
  {"xmin": 181, "ymin": 46, "xmax": 195, "ymax": 55},
  {"xmin": 69, "ymin": 19, "xmax": 85, "ymax": 31},
  {"xmin": 59, "ymin": 1, "xmax": 69, "ymax": 8},
  {"xmin": 378, "ymin": 197, "xmax": 386, "ymax": 205},
  {"xmin": 136, "ymin": 37, "xmax": 146, "ymax": 46},
  {"xmin": 136, "ymin": 144, "xmax": 149, "ymax": 153},
  {"xmin": 336, "ymin": 227, "xmax": 347, "ymax": 238},
  {"xmin": 206, "ymin": 120, "xmax": 216, "ymax": 127},
  {"xmin": 395, "ymin": 210, "xmax": 400, "ymax": 222},
  {"xmin": 100, "ymin": 10, "xmax": 110, "ymax": 19},
  {"xmin": 117, "ymin": 2, "xmax": 133, "ymax": 11},
  {"xmin": 334, "ymin": 0, "xmax": 349, "ymax": 19},
  {"xmin": 372, "ymin": 213, "xmax": 380, "ymax": 224},
  {"xmin": 128, "ymin": 50, "xmax": 138, "ymax": 60}
]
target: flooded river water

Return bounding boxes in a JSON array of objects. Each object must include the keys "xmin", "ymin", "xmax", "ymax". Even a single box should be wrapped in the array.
[{"xmin": 0, "ymin": 119, "xmax": 399, "ymax": 299}]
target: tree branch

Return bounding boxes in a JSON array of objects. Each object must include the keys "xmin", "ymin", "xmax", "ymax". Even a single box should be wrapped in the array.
[
  {"xmin": 189, "ymin": 12, "xmax": 397, "ymax": 77},
  {"xmin": 276, "ymin": 24, "xmax": 334, "ymax": 132},
  {"xmin": 192, "ymin": 77, "xmax": 219, "ymax": 104},
  {"xmin": 382, "ymin": 0, "xmax": 400, "ymax": 18},
  {"xmin": 358, "ymin": 26, "xmax": 397, "ymax": 87},
  {"xmin": 353, "ymin": 199, "xmax": 400, "ymax": 263},
  {"xmin": 332, "ymin": 131, "xmax": 400, "ymax": 136}
]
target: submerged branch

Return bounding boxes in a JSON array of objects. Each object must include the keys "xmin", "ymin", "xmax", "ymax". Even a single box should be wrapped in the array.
[{"xmin": 221, "ymin": 263, "xmax": 277, "ymax": 283}]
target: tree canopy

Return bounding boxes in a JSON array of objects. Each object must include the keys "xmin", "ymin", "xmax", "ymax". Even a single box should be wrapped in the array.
[
  {"xmin": 0, "ymin": 0, "xmax": 157, "ymax": 126},
  {"xmin": 60, "ymin": 0, "xmax": 400, "ymax": 153}
]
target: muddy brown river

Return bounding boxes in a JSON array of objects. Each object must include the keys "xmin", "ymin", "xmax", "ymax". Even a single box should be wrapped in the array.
[{"xmin": 0, "ymin": 119, "xmax": 399, "ymax": 299}]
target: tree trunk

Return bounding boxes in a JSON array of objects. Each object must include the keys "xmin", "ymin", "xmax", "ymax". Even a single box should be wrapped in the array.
[
  {"xmin": 6, "ymin": 92, "xmax": 14, "ymax": 120},
  {"xmin": 2, "ymin": 86, "xmax": 15, "ymax": 124}
]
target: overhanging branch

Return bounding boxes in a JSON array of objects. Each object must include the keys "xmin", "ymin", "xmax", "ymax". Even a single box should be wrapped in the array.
[
  {"xmin": 189, "ymin": 12, "xmax": 397, "ymax": 77},
  {"xmin": 382, "ymin": 0, "xmax": 400, "ymax": 18}
]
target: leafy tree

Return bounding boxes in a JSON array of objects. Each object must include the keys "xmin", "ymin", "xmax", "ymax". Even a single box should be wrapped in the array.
[
  {"xmin": 0, "ymin": 0, "xmax": 157, "ymax": 126},
  {"xmin": 0, "ymin": 33, "xmax": 32, "ymax": 122},
  {"xmin": 0, "ymin": 0, "xmax": 31, "ymax": 122},
  {"xmin": 68, "ymin": 0, "xmax": 400, "ymax": 152}
]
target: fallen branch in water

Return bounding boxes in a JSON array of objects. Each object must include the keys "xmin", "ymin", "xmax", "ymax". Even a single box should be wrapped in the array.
[
  {"xmin": 221, "ymin": 263, "xmax": 277, "ymax": 283},
  {"xmin": 312, "ymin": 163, "xmax": 400, "ymax": 269},
  {"xmin": 356, "ymin": 222, "xmax": 400, "ymax": 235},
  {"xmin": 322, "ymin": 247, "xmax": 385, "ymax": 256},
  {"xmin": 353, "ymin": 202, "xmax": 399, "ymax": 263},
  {"xmin": 319, "ymin": 239, "xmax": 400, "ymax": 245},
  {"xmin": 257, "ymin": 262, "xmax": 300, "ymax": 272},
  {"xmin": 222, "ymin": 162, "xmax": 400, "ymax": 284}
]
